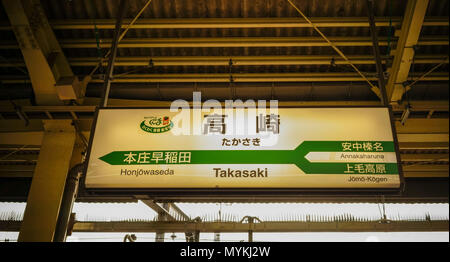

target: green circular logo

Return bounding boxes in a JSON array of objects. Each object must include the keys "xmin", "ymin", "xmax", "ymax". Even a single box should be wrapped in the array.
[{"xmin": 140, "ymin": 116, "xmax": 173, "ymax": 133}]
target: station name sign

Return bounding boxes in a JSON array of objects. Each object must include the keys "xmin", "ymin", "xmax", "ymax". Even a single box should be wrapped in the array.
[{"xmin": 84, "ymin": 107, "xmax": 401, "ymax": 190}]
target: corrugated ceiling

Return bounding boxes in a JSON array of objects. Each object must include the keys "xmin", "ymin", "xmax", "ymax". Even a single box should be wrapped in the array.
[{"xmin": 0, "ymin": 0, "xmax": 448, "ymax": 101}]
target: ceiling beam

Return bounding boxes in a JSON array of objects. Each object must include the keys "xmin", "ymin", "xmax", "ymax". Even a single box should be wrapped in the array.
[
  {"xmin": 0, "ymin": 131, "xmax": 44, "ymax": 146},
  {"xmin": 82, "ymin": 99, "xmax": 448, "ymax": 111},
  {"xmin": 70, "ymin": 55, "xmax": 450, "ymax": 66},
  {"xmin": 1, "ymin": 219, "xmax": 448, "ymax": 233},
  {"xmin": 403, "ymin": 171, "xmax": 449, "ymax": 178},
  {"xmin": 55, "ymin": 36, "xmax": 450, "ymax": 49},
  {"xmin": 1, "ymin": 0, "xmax": 91, "ymax": 105},
  {"xmin": 0, "ymin": 165, "xmax": 34, "ymax": 178},
  {"xmin": 138, "ymin": 198, "xmax": 177, "ymax": 221},
  {"xmin": 73, "ymin": 219, "xmax": 450, "ymax": 232},
  {"xmin": 2, "ymin": 55, "xmax": 447, "ymax": 67},
  {"xmin": 0, "ymin": 101, "xmax": 447, "ymax": 115},
  {"xmin": 399, "ymin": 142, "xmax": 449, "ymax": 150},
  {"xmin": 400, "ymin": 154, "xmax": 449, "ymax": 162},
  {"xmin": 403, "ymin": 165, "xmax": 449, "ymax": 172},
  {"xmin": 1, "ymin": 0, "xmax": 65, "ymax": 105},
  {"xmin": 386, "ymin": 0, "xmax": 430, "ymax": 103},
  {"xmin": 85, "ymin": 72, "xmax": 448, "ymax": 83},
  {"xmin": 0, "ymin": 36, "xmax": 448, "ymax": 49},
  {"xmin": 3, "ymin": 72, "xmax": 447, "ymax": 84},
  {"xmin": 136, "ymin": 195, "xmax": 191, "ymax": 221},
  {"xmin": 168, "ymin": 203, "xmax": 191, "ymax": 221},
  {"xmin": 396, "ymin": 118, "xmax": 449, "ymax": 134},
  {"xmin": 397, "ymin": 134, "xmax": 448, "ymax": 143},
  {"xmin": 0, "ymin": 17, "xmax": 447, "ymax": 30},
  {"xmin": 402, "ymin": 165, "xmax": 449, "ymax": 178},
  {"xmin": 2, "ymin": 72, "xmax": 447, "ymax": 84}
]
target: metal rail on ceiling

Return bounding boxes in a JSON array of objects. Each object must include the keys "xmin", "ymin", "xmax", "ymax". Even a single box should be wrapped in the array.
[
  {"xmin": 1, "ymin": 72, "xmax": 447, "ymax": 84},
  {"xmin": 0, "ymin": 17, "xmax": 448, "ymax": 30},
  {"xmin": 1, "ymin": 55, "xmax": 448, "ymax": 67},
  {"xmin": 1, "ymin": 36, "xmax": 448, "ymax": 49}
]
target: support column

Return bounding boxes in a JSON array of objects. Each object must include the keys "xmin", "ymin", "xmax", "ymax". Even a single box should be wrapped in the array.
[
  {"xmin": 1, "ymin": 0, "xmax": 87, "ymax": 105},
  {"xmin": 248, "ymin": 217, "xmax": 254, "ymax": 242},
  {"xmin": 155, "ymin": 202, "xmax": 170, "ymax": 242},
  {"xmin": 185, "ymin": 232, "xmax": 194, "ymax": 242},
  {"xmin": 366, "ymin": 0, "xmax": 389, "ymax": 106},
  {"xmin": 100, "ymin": 0, "xmax": 127, "ymax": 107},
  {"xmin": 194, "ymin": 230, "xmax": 200, "ymax": 242},
  {"xmin": 18, "ymin": 120, "xmax": 75, "ymax": 242},
  {"xmin": 366, "ymin": 0, "xmax": 406, "ymax": 191},
  {"xmin": 385, "ymin": 0, "xmax": 429, "ymax": 103}
]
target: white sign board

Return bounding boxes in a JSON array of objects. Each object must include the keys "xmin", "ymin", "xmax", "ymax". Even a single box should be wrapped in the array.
[{"xmin": 85, "ymin": 107, "xmax": 401, "ymax": 190}]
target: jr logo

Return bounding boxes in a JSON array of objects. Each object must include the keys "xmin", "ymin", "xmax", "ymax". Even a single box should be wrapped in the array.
[{"xmin": 140, "ymin": 116, "xmax": 173, "ymax": 133}]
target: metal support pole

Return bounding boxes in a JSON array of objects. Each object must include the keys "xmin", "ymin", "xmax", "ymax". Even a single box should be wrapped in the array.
[
  {"xmin": 214, "ymin": 232, "xmax": 220, "ymax": 242},
  {"xmin": 194, "ymin": 230, "xmax": 200, "ymax": 242},
  {"xmin": 18, "ymin": 120, "xmax": 75, "ymax": 242},
  {"xmin": 185, "ymin": 232, "xmax": 194, "ymax": 242},
  {"xmin": 366, "ymin": 0, "xmax": 406, "ymax": 192},
  {"xmin": 248, "ymin": 217, "xmax": 254, "ymax": 242},
  {"xmin": 53, "ymin": 163, "xmax": 84, "ymax": 242},
  {"xmin": 99, "ymin": 0, "xmax": 127, "ymax": 107},
  {"xmin": 155, "ymin": 202, "xmax": 170, "ymax": 242},
  {"xmin": 366, "ymin": 0, "xmax": 389, "ymax": 106}
]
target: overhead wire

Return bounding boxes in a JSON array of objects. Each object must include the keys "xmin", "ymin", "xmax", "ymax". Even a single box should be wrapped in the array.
[
  {"xmin": 88, "ymin": 0, "xmax": 153, "ymax": 78},
  {"xmin": 114, "ymin": 66, "xmax": 151, "ymax": 77},
  {"xmin": 228, "ymin": 58, "xmax": 234, "ymax": 99},
  {"xmin": 286, "ymin": 0, "xmax": 381, "ymax": 98},
  {"xmin": 406, "ymin": 56, "xmax": 449, "ymax": 90},
  {"xmin": 93, "ymin": 20, "xmax": 105, "ymax": 79},
  {"xmin": 403, "ymin": 158, "xmax": 449, "ymax": 167},
  {"xmin": 0, "ymin": 144, "xmax": 29, "ymax": 160},
  {"xmin": 386, "ymin": 0, "xmax": 393, "ymax": 58}
]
